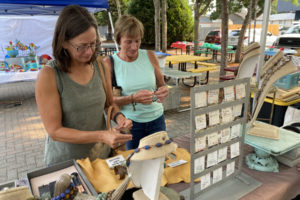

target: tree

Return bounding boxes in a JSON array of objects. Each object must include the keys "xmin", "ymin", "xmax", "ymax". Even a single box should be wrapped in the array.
[
  {"xmin": 128, "ymin": 0, "xmax": 193, "ymax": 45},
  {"xmin": 161, "ymin": 0, "xmax": 167, "ymax": 52},
  {"xmin": 192, "ymin": 0, "xmax": 213, "ymax": 55},
  {"xmin": 153, "ymin": 0, "xmax": 161, "ymax": 51},
  {"xmin": 220, "ymin": 0, "xmax": 229, "ymax": 76}
]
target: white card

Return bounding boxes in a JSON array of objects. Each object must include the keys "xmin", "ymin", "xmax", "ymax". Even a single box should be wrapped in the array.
[
  {"xmin": 222, "ymin": 107, "xmax": 233, "ymax": 123},
  {"xmin": 208, "ymin": 89, "xmax": 219, "ymax": 105},
  {"xmin": 200, "ymin": 173, "xmax": 211, "ymax": 190},
  {"xmin": 195, "ymin": 92, "xmax": 207, "ymax": 108},
  {"xmin": 195, "ymin": 135, "xmax": 207, "ymax": 152},
  {"xmin": 209, "ymin": 110, "xmax": 220, "ymax": 126},
  {"xmin": 231, "ymin": 124, "xmax": 241, "ymax": 139},
  {"xmin": 230, "ymin": 142, "xmax": 240, "ymax": 158},
  {"xmin": 194, "ymin": 156, "xmax": 205, "ymax": 174},
  {"xmin": 226, "ymin": 161, "xmax": 235, "ymax": 177},
  {"xmin": 213, "ymin": 167, "xmax": 222, "ymax": 184},
  {"xmin": 220, "ymin": 128, "xmax": 230, "ymax": 143},
  {"xmin": 168, "ymin": 159, "xmax": 188, "ymax": 168},
  {"xmin": 236, "ymin": 84, "xmax": 246, "ymax": 99},
  {"xmin": 224, "ymin": 86, "xmax": 235, "ymax": 101},
  {"xmin": 232, "ymin": 104, "xmax": 243, "ymax": 118},
  {"xmin": 195, "ymin": 114, "xmax": 207, "ymax": 130},
  {"xmin": 106, "ymin": 155, "xmax": 125, "ymax": 168},
  {"xmin": 218, "ymin": 147, "xmax": 228, "ymax": 163},
  {"xmin": 207, "ymin": 151, "xmax": 218, "ymax": 168},
  {"xmin": 207, "ymin": 132, "xmax": 219, "ymax": 147}
]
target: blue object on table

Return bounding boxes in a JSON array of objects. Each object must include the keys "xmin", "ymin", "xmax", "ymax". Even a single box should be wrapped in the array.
[
  {"xmin": 155, "ymin": 51, "xmax": 171, "ymax": 56},
  {"xmin": 274, "ymin": 72, "xmax": 300, "ymax": 90},
  {"xmin": 264, "ymin": 50, "xmax": 277, "ymax": 56},
  {"xmin": 6, "ymin": 50, "xmax": 18, "ymax": 58}
]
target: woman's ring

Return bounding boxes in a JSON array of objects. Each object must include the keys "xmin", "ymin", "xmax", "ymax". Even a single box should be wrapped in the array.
[{"xmin": 118, "ymin": 142, "xmax": 121, "ymax": 146}]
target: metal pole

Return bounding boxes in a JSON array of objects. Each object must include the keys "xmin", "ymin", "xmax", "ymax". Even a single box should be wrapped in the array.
[
  {"xmin": 252, "ymin": 0, "xmax": 271, "ymax": 113},
  {"xmin": 108, "ymin": 11, "xmax": 119, "ymax": 52}
]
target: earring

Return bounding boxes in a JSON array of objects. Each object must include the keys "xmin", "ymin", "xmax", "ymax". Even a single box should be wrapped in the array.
[{"xmin": 63, "ymin": 49, "xmax": 69, "ymax": 57}]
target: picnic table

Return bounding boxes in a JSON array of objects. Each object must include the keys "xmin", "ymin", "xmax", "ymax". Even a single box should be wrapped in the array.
[{"xmin": 199, "ymin": 43, "xmax": 235, "ymax": 62}]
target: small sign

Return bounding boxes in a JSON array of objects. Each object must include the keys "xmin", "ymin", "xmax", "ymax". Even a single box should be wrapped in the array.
[
  {"xmin": 222, "ymin": 107, "xmax": 233, "ymax": 123},
  {"xmin": 213, "ymin": 167, "xmax": 222, "ymax": 184},
  {"xmin": 218, "ymin": 147, "xmax": 228, "ymax": 163},
  {"xmin": 194, "ymin": 156, "xmax": 205, "ymax": 174},
  {"xmin": 195, "ymin": 92, "xmax": 207, "ymax": 108},
  {"xmin": 195, "ymin": 114, "xmax": 207, "ymax": 130},
  {"xmin": 106, "ymin": 155, "xmax": 125, "ymax": 168},
  {"xmin": 226, "ymin": 161, "xmax": 235, "ymax": 177},
  {"xmin": 230, "ymin": 142, "xmax": 240, "ymax": 158},
  {"xmin": 208, "ymin": 89, "xmax": 219, "ymax": 105},
  {"xmin": 207, "ymin": 150, "xmax": 218, "ymax": 168},
  {"xmin": 232, "ymin": 104, "xmax": 243, "ymax": 118},
  {"xmin": 231, "ymin": 124, "xmax": 241, "ymax": 139},
  {"xmin": 220, "ymin": 128, "xmax": 231, "ymax": 144},
  {"xmin": 224, "ymin": 86, "xmax": 235, "ymax": 101},
  {"xmin": 235, "ymin": 84, "xmax": 246, "ymax": 99},
  {"xmin": 207, "ymin": 132, "xmax": 219, "ymax": 147},
  {"xmin": 200, "ymin": 173, "xmax": 211, "ymax": 190},
  {"xmin": 195, "ymin": 135, "xmax": 207, "ymax": 152},
  {"xmin": 209, "ymin": 110, "xmax": 220, "ymax": 126},
  {"xmin": 167, "ymin": 159, "xmax": 188, "ymax": 168}
]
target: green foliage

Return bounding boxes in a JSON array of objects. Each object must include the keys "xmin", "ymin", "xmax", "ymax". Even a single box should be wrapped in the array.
[
  {"xmin": 94, "ymin": 0, "xmax": 129, "ymax": 26},
  {"xmin": 271, "ymin": 0, "xmax": 278, "ymax": 14},
  {"xmin": 210, "ymin": 0, "xmax": 244, "ymax": 20},
  {"xmin": 128, "ymin": 0, "xmax": 194, "ymax": 45}
]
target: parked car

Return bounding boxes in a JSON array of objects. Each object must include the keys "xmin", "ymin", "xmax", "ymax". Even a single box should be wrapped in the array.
[
  {"xmin": 273, "ymin": 25, "xmax": 300, "ymax": 48},
  {"xmin": 204, "ymin": 29, "xmax": 248, "ymax": 49},
  {"xmin": 244, "ymin": 29, "xmax": 278, "ymax": 47}
]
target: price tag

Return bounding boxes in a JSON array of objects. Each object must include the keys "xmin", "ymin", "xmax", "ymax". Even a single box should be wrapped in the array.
[
  {"xmin": 231, "ymin": 124, "xmax": 241, "ymax": 139},
  {"xmin": 195, "ymin": 92, "xmax": 207, "ymax": 108},
  {"xmin": 218, "ymin": 147, "xmax": 228, "ymax": 163},
  {"xmin": 106, "ymin": 155, "xmax": 125, "ymax": 168},
  {"xmin": 222, "ymin": 107, "xmax": 233, "ymax": 123},
  {"xmin": 235, "ymin": 84, "xmax": 246, "ymax": 99},
  {"xmin": 226, "ymin": 161, "xmax": 235, "ymax": 177},
  {"xmin": 213, "ymin": 167, "xmax": 222, "ymax": 184},
  {"xmin": 209, "ymin": 110, "xmax": 220, "ymax": 126},
  {"xmin": 224, "ymin": 86, "xmax": 235, "ymax": 101},
  {"xmin": 207, "ymin": 150, "xmax": 218, "ymax": 168},
  {"xmin": 230, "ymin": 142, "xmax": 240, "ymax": 158},
  {"xmin": 195, "ymin": 114, "xmax": 207, "ymax": 130},
  {"xmin": 195, "ymin": 135, "xmax": 207, "ymax": 152},
  {"xmin": 167, "ymin": 159, "xmax": 188, "ymax": 168},
  {"xmin": 208, "ymin": 89, "xmax": 219, "ymax": 105},
  {"xmin": 220, "ymin": 128, "xmax": 230, "ymax": 143},
  {"xmin": 207, "ymin": 132, "xmax": 219, "ymax": 147},
  {"xmin": 232, "ymin": 104, "xmax": 243, "ymax": 118},
  {"xmin": 194, "ymin": 156, "xmax": 205, "ymax": 174},
  {"xmin": 200, "ymin": 173, "xmax": 211, "ymax": 190}
]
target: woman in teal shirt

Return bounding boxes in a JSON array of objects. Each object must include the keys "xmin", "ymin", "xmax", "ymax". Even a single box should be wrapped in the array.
[{"xmin": 104, "ymin": 15, "xmax": 169, "ymax": 149}]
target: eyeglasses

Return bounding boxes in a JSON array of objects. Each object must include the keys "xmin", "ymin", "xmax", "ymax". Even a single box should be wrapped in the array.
[{"xmin": 69, "ymin": 42, "xmax": 100, "ymax": 53}]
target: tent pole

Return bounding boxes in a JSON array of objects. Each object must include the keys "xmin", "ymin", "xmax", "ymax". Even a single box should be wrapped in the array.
[
  {"xmin": 108, "ymin": 11, "xmax": 119, "ymax": 52},
  {"xmin": 252, "ymin": 0, "xmax": 271, "ymax": 113}
]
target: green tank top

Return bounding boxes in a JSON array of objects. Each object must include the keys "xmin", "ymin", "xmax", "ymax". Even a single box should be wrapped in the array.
[
  {"xmin": 112, "ymin": 49, "xmax": 163, "ymax": 123},
  {"xmin": 45, "ymin": 60, "xmax": 109, "ymax": 166}
]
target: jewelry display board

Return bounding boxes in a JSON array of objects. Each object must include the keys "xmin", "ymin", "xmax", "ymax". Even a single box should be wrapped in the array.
[{"xmin": 189, "ymin": 78, "xmax": 250, "ymax": 199}]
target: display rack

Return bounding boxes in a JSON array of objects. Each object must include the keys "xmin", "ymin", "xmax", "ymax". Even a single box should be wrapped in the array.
[{"xmin": 189, "ymin": 78, "xmax": 251, "ymax": 199}]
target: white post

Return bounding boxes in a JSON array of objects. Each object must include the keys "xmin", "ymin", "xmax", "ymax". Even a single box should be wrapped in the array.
[{"xmin": 108, "ymin": 11, "xmax": 119, "ymax": 52}]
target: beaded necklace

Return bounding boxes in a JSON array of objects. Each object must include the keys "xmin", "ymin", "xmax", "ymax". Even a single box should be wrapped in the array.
[{"xmin": 51, "ymin": 182, "xmax": 78, "ymax": 200}]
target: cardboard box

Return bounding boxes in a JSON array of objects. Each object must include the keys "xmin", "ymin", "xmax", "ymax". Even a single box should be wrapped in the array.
[{"xmin": 27, "ymin": 160, "xmax": 97, "ymax": 197}]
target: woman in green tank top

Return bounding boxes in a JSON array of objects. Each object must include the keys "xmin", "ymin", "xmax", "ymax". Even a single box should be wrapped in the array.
[{"xmin": 35, "ymin": 5, "xmax": 132, "ymax": 166}]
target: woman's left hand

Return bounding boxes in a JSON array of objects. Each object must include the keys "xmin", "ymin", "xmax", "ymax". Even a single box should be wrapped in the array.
[
  {"xmin": 154, "ymin": 85, "xmax": 168, "ymax": 103},
  {"xmin": 115, "ymin": 117, "xmax": 133, "ymax": 131}
]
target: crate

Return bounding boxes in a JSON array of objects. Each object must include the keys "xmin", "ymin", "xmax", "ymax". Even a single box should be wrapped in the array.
[{"xmin": 274, "ymin": 72, "xmax": 300, "ymax": 90}]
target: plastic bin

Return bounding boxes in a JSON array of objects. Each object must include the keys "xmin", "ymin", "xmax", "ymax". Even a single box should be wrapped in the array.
[{"xmin": 274, "ymin": 72, "xmax": 300, "ymax": 90}]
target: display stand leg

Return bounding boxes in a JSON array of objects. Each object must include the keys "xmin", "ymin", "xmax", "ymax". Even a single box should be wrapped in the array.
[{"xmin": 245, "ymin": 148, "xmax": 279, "ymax": 172}]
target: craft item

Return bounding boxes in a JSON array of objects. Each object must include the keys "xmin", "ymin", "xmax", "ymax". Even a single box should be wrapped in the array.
[
  {"xmin": 235, "ymin": 84, "xmax": 246, "ymax": 99},
  {"xmin": 208, "ymin": 110, "xmax": 220, "ymax": 126},
  {"xmin": 236, "ymin": 42, "xmax": 261, "ymax": 79},
  {"xmin": 224, "ymin": 86, "xmax": 235, "ymax": 102},
  {"xmin": 221, "ymin": 107, "xmax": 233, "ymax": 123},
  {"xmin": 207, "ymin": 132, "xmax": 219, "ymax": 147},
  {"xmin": 232, "ymin": 104, "xmax": 243, "ymax": 118},
  {"xmin": 218, "ymin": 147, "xmax": 228, "ymax": 163},
  {"xmin": 212, "ymin": 167, "xmax": 222, "ymax": 184},
  {"xmin": 207, "ymin": 151, "xmax": 218, "ymax": 168},
  {"xmin": 167, "ymin": 160, "xmax": 188, "ymax": 168},
  {"xmin": 230, "ymin": 142, "xmax": 240, "ymax": 159},
  {"xmin": 220, "ymin": 128, "xmax": 230, "ymax": 144},
  {"xmin": 208, "ymin": 89, "xmax": 219, "ymax": 105},
  {"xmin": 195, "ymin": 114, "xmax": 207, "ymax": 130},
  {"xmin": 195, "ymin": 135, "xmax": 207, "ymax": 152},
  {"xmin": 249, "ymin": 52, "xmax": 297, "ymax": 139},
  {"xmin": 127, "ymin": 131, "xmax": 177, "ymax": 200},
  {"xmin": 231, "ymin": 124, "xmax": 241, "ymax": 139},
  {"xmin": 200, "ymin": 173, "xmax": 211, "ymax": 190},
  {"xmin": 194, "ymin": 156, "xmax": 205, "ymax": 174},
  {"xmin": 106, "ymin": 155, "xmax": 125, "ymax": 169},
  {"xmin": 195, "ymin": 92, "xmax": 207, "ymax": 108},
  {"xmin": 226, "ymin": 161, "xmax": 235, "ymax": 177}
]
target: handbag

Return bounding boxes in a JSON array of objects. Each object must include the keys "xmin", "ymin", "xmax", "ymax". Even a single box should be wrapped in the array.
[{"xmin": 108, "ymin": 55, "xmax": 122, "ymax": 97}]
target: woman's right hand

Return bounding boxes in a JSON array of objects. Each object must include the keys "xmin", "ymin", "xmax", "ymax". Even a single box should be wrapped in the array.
[
  {"xmin": 132, "ymin": 90, "xmax": 154, "ymax": 105},
  {"xmin": 101, "ymin": 129, "xmax": 132, "ymax": 149}
]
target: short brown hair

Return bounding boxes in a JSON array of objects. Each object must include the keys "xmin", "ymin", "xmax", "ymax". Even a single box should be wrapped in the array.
[
  {"xmin": 114, "ymin": 15, "xmax": 144, "ymax": 45},
  {"xmin": 52, "ymin": 5, "xmax": 100, "ymax": 72}
]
